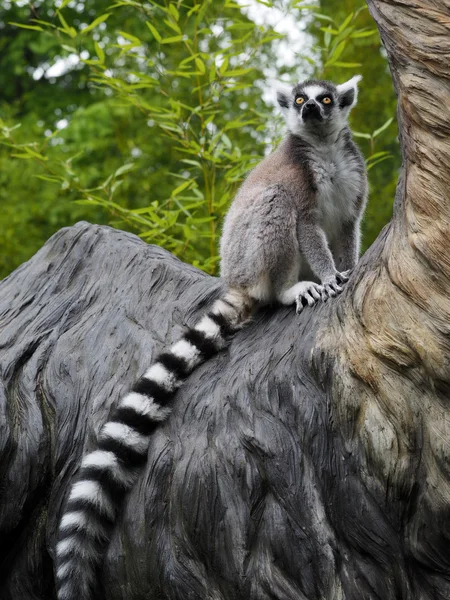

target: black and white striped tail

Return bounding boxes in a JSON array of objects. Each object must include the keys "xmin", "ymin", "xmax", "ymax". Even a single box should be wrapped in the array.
[{"xmin": 55, "ymin": 289, "xmax": 254, "ymax": 600}]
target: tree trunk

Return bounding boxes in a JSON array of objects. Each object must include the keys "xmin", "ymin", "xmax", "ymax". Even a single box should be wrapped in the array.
[{"xmin": 0, "ymin": 1, "xmax": 449, "ymax": 599}]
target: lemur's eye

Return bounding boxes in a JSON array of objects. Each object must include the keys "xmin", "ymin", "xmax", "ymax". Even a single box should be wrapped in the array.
[
  {"xmin": 322, "ymin": 97, "xmax": 332, "ymax": 105},
  {"xmin": 295, "ymin": 97, "xmax": 305, "ymax": 105}
]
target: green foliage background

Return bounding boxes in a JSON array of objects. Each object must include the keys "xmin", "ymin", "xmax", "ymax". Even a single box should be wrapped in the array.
[{"xmin": 0, "ymin": 0, "xmax": 400, "ymax": 279}]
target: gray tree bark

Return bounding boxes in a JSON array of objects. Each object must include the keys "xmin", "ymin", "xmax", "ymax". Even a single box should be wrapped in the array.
[{"xmin": 0, "ymin": 1, "xmax": 449, "ymax": 599}]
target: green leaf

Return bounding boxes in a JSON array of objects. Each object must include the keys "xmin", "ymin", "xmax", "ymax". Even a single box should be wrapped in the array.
[
  {"xmin": 373, "ymin": 117, "xmax": 394, "ymax": 138},
  {"xmin": 325, "ymin": 40, "xmax": 346, "ymax": 66},
  {"xmin": 352, "ymin": 131, "xmax": 372, "ymax": 139},
  {"xmin": 367, "ymin": 151, "xmax": 391, "ymax": 160},
  {"xmin": 197, "ymin": 0, "xmax": 211, "ymax": 24},
  {"xmin": 114, "ymin": 163, "xmax": 135, "ymax": 177},
  {"xmin": 31, "ymin": 19, "xmax": 57, "ymax": 28},
  {"xmin": 168, "ymin": 3, "xmax": 179, "ymax": 21},
  {"xmin": 223, "ymin": 68, "xmax": 253, "ymax": 77},
  {"xmin": 81, "ymin": 13, "xmax": 111, "ymax": 35},
  {"xmin": 312, "ymin": 12, "xmax": 335, "ymax": 23},
  {"xmin": 195, "ymin": 57, "xmax": 206, "ymax": 74},
  {"xmin": 171, "ymin": 180, "xmax": 193, "ymax": 196},
  {"xmin": 58, "ymin": 0, "xmax": 73, "ymax": 9},
  {"xmin": 161, "ymin": 35, "xmax": 185, "ymax": 44},
  {"xmin": 350, "ymin": 29, "xmax": 378, "ymax": 38},
  {"xmin": 338, "ymin": 12, "xmax": 354, "ymax": 32},
  {"xmin": 94, "ymin": 42, "xmax": 105, "ymax": 64},
  {"xmin": 119, "ymin": 31, "xmax": 141, "ymax": 45},
  {"xmin": 218, "ymin": 57, "xmax": 229, "ymax": 75},
  {"xmin": 9, "ymin": 22, "xmax": 43, "ymax": 31},
  {"xmin": 366, "ymin": 155, "xmax": 392, "ymax": 170},
  {"xmin": 209, "ymin": 62, "xmax": 216, "ymax": 82},
  {"xmin": 332, "ymin": 61, "xmax": 362, "ymax": 67},
  {"xmin": 146, "ymin": 22, "xmax": 162, "ymax": 43},
  {"xmin": 164, "ymin": 19, "xmax": 181, "ymax": 34},
  {"xmin": 57, "ymin": 11, "xmax": 77, "ymax": 38}
]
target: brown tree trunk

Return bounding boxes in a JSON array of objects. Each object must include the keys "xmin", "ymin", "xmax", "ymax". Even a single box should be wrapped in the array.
[{"xmin": 0, "ymin": 1, "xmax": 449, "ymax": 599}]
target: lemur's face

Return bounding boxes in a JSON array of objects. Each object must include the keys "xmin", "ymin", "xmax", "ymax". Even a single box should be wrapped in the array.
[
  {"xmin": 276, "ymin": 76, "xmax": 361, "ymax": 139},
  {"xmin": 292, "ymin": 82, "xmax": 337, "ymax": 124}
]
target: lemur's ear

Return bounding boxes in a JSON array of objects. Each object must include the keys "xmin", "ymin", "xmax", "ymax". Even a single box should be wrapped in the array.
[
  {"xmin": 275, "ymin": 83, "xmax": 293, "ymax": 113},
  {"xmin": 336, "ymin": 75, "xmax": 362, "ymax": 110}
]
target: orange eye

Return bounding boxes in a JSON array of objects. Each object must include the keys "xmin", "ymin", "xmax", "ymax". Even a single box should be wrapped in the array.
[
  {"xmin": 322, "ymin": 97, "xmax": 332, "ymax": 104},
  {"xmin": 295, "ymin": 97, "xmax": 305, "ymax": 105}
]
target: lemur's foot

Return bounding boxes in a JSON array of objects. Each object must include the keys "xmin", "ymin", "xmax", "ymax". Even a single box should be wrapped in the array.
[{"xmin": 295, "ymin": 282, "xmax": 324, "ymax": 314}]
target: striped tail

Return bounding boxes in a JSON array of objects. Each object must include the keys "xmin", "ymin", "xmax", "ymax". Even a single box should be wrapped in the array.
[{"xmin": 55, "ymin": 288, "xmax": 254, "ymax": 600}]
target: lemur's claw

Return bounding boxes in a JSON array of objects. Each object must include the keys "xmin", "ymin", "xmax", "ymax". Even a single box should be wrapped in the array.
[{"xmin": 295, "ymin": 282, "xmax": 324, "ymax": 313}]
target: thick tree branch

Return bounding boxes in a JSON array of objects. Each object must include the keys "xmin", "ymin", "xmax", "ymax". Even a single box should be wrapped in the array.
[{"xmin": 0, "ymin": 2, "xmax": 449, "ymax": 600}]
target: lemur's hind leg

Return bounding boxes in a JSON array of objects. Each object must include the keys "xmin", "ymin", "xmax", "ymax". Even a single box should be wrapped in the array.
[{"xmin": 277, "ymin": 281, "xmax": 325, "ymax": 314}]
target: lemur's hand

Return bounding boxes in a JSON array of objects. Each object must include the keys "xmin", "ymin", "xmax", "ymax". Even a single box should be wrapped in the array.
[
  {"xmin": 321, "ymin": 270, "xmax": 352, "ymax": 299},
  {"xmin": 336, "ymin": 269, "xmax": 352, "ymax": 284},
  {"xmin": 295, "ymin": 281, "xmax": 325, "ymax": 314},
  {"xmin": 321, "ymin": 270, "xmax": 351, "ymax": 299}
]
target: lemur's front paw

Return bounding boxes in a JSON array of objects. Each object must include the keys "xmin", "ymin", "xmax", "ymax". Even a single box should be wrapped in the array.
[
  {"xmin": 336, "ymin": 269, "xmax": 352, "ymax": 284},
  {"xmin": 295, "ymin": 282, "xmax": 324, "ymax": 314},
  {"xmin": 321, "ymin": 270, "xmax": 352, "ymax": 299},
  {"xmin": 321, "ymin": 274, "xmax": 343, "ymax": 299}
]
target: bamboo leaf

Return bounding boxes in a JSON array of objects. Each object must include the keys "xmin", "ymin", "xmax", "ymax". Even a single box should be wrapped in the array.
[
  {"xmin": 352, "ymin": 131, "xmax": 372, "ymax": 139},
  {"xmin": 9, "ymin": 22, "xmax": 43, "ymax": 31},
  {"xmin": 223, "ymin": 68, "xmax": 253, "ymax": 77},
  {"xmin": 94, "ymin": 42, "xmax": 105, "ymax": 64},
  {"xmin": 81, "ymin": 13, "xmax": 111, "ymax": 35},
  {"xmin": 119, "ymin": 31, "xmax": 141, "ymax": 45},
  {"xmin": 332, "ymin": 61, "xmax": 362, "ymax": 67},
  {"xmin": 146, "ymin": 22, "xmax": 161, "ymax": 43},
  {"xmin": 325, "ymin": 40, "xmax": 346, "ymax": 66},
  {"xmin": 218, "ymin": 57, "xmax": 229, "ymax": 75},
  {"xmin": 373, "ymin": 117, "xmax": 394, "ymax": 137},
  {"xmin": 350, "ymin": 29, "xmax": 378, "ymax": 38},
  {"xmin": 338, "ymin": 12, "xmax": 354, "ymax": 32},
  {"xmin": 168, "ymin": 3, "xmax": 179, "ymax": 21},
  {"xmin": 114, "ymin": 163, "xmax": 135, "ymax": 177},
  {"xmin": 366, "ymin": 155, "xmax": 392, "ymax": 170},
  {"xmin": 161, "ymin": 35, "xmax": 185, "ymax": 44},
  {"xmin": 195, "ymin": 57, "xmax": 206, "ymax": 74},
  {"xmin": 172, "ymin": 180, "xmax": 193, "ymax": 196},
  {"xmin": 164, "ymin": 19, "xmax": 181, "ymax": 34}
]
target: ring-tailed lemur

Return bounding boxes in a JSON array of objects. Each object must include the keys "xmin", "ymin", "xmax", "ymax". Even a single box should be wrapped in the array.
[{"xmin": 55, "ymin": 76, "xmax": 367, "ymax": 600}]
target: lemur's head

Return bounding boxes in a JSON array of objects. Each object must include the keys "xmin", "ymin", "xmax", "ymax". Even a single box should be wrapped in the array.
[{"xmin": 276, "ymin": 76, "xmax": 361, "ymax": 139}]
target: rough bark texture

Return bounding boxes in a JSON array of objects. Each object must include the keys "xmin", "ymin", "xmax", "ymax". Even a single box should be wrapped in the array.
[{"xmin": 1, "ymin": 1, "xmax": 449, "ymax": 599}]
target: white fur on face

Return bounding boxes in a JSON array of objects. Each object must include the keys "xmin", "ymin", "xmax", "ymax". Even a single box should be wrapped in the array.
[{"xmin": 302, "ymin": 84, "xmax": 327, "ymax": 99}]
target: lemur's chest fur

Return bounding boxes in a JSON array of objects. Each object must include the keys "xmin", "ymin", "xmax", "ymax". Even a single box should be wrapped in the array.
[{"xmin": 309, "ymin": 140, "xmax": 362, "ymax": 241}]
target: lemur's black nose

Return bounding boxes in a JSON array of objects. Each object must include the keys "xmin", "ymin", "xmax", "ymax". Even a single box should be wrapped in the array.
[
  {"xmin": 302, "ymin": 99, "xmax": 322, "ymax": 121},
  {"xmin": 303, "ymin": 100, "xmax": 317, "ymax": 111}
]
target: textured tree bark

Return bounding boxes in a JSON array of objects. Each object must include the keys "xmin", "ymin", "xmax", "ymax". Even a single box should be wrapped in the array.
[{"xmin": 0, "ymin": 1, "xmax": 449, "ymax": 599}]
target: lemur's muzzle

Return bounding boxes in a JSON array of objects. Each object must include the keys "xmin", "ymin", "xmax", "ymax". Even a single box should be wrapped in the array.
[{"xmin": 302, "ymin": 100, "xmax": 323, "ymax": 121}]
